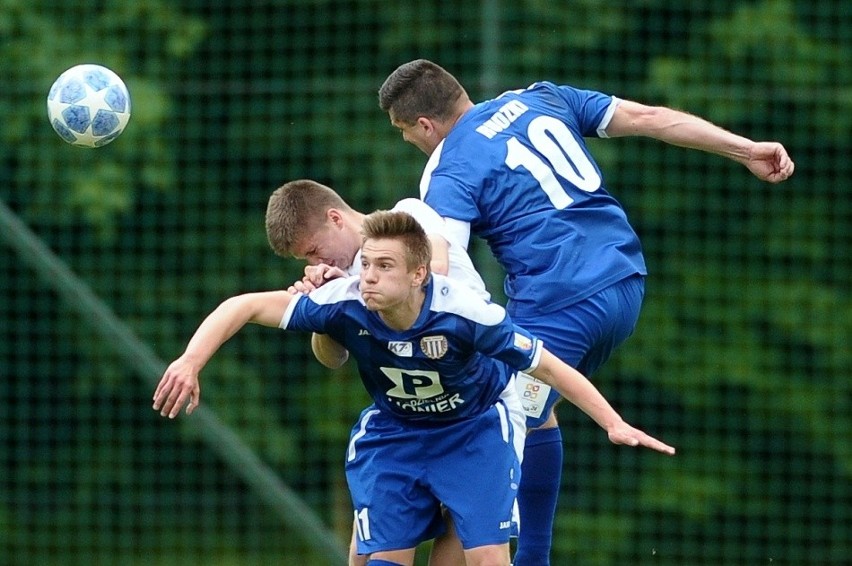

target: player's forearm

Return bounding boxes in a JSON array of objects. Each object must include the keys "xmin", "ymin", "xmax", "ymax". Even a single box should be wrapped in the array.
[
  {"xmin": 311, "ymin": 333, "xmax": 349, "ymax": 368},
  {"xmin": 181, "ymin": 292, "xmax": 288, "ymax": 369},
  {"xmin": 530, "ymin": 350, "xmax": 624, "ymax": 431},
  {"xmin": 178, "ymin": 296, "xmax": 256, "ymax": 369},
  {"xmin": 608, "ymin": 101, "xmax": 754, "ymax": 164},
  {"xmin": 427, "ymin": 234, "xmax": 450, "ymax": 275}
]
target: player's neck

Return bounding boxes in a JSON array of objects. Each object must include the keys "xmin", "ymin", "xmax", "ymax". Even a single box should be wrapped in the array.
[
  {"xmin": 377, "ymin": 289, "xmax": 425, "ymax": 331},
  {"xmin": 451, "ymin": 100, "xmax": 475, "ymax": 128}
]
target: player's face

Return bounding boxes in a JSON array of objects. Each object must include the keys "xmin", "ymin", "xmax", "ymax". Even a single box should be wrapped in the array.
[
  {"xmin": 359, "ymin": 238, "xmax": 420, "ymax": 312},
  {"xmin": 390, "ymin": 114, "xmax": 440, "ymax": 155},
  {"xmin": 293, "ymin": 218, "xmax": 358, "ymax": 269}
]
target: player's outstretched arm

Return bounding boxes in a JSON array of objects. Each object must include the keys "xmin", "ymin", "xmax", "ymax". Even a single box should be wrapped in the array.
[
  {"xmin": 529, "ymin": 349, "xmax": 676, "ymax": 455},
  {"xmin": 152, "ymin": 291, "xmax": 293, "ymax": 419},
  {"xmin": 605, "ymin": 100, "xmax": 794, "ymax": 183}
]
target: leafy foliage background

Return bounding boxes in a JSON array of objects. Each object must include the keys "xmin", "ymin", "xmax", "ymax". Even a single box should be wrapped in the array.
[{"xmin": 0, "ymin": 1, "xmax": 848, "ymax": 564}]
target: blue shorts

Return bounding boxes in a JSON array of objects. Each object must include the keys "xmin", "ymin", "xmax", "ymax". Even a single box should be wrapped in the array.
[
  {"xmin": 510, "ymin": 274, "xmax": 645, "ymax": 429},
  {"xmin": 346, "ymin": 402, "xmax": 521, "ymax": 555}
]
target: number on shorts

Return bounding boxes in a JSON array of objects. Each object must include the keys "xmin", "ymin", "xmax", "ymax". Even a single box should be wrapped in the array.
[{"xmin": 354, "ymin": 507, "xmax": 371, "ymax": 541}]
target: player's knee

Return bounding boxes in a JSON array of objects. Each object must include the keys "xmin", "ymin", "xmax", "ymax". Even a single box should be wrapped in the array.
[{"xmin": 463, "ymin": 543, "xmax": 511, "ymax": 566}]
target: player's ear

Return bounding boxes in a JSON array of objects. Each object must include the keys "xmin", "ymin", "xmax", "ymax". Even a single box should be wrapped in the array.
[
  {"xmin": 327, "ymin": 208, "xmax": 344, "ymax": 228},
  {"xmin": 415, "ymin": 116, "xmax": 434, "ymax": 134},
  {"xmin": 412, "ymin": 264, "xmax": 429, "ymax": 288}
]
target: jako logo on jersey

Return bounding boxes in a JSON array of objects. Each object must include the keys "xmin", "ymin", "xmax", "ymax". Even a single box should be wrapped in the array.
[
  {"xmin": 420, "ymin": 335, "xmax": 448, "ymax": 359},
  {"xmin": 499, "ymin": 520, "xmax": 512, "ymax": 529},
  {"xmin": 358, "ymin": 329, "xmax": 370, "ymax": 336},
  {"xmin": 387, "ymin": 341, "xmax": 413, "ymax": 357},
  {"xmin": 475, "ymin": 99, "xmax": 529, "ymax": 139},
  {"xmin": 513, "ymin": 332, "xmax": 533, "ymax": 351}
]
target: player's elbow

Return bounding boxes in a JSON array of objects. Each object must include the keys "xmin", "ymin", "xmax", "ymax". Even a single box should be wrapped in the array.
[{"xmin": 315, "ymin": 350, "xmax": 349, "ymax": 369}]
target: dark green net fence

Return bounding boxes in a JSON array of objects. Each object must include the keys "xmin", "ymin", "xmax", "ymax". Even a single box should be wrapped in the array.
[{"xmin": 1, "ymin": 1, "xmax": 849, "ymax": 565}]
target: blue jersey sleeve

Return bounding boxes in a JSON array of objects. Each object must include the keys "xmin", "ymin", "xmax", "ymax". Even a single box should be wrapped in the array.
[
  {"xmin": 473, "ymin": 317, "xmax": 543, "ymax": 373},
  {"xmin": 279, "ymin": 277, "xmax": 360, "ymax": 337},
  {"xmin": 547, "ymin": 83, "xmax": 616, "ymax": 137}
]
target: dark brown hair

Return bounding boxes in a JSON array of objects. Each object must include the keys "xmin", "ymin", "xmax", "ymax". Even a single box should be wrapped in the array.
[{"xmin": 378, "ymin": 59, "xmax": 467, "ymax": 125}]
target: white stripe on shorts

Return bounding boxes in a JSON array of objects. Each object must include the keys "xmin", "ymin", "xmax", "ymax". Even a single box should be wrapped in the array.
[
  {"xmin": 495, "ymin": 402, "xmax": 509, "ymax": 444},
  {"xmin": 347, "ymin": 409, "xmax": 380, "ymax": 462}
]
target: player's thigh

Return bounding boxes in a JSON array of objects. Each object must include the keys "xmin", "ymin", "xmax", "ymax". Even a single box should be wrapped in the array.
[
  {"xmin": 349, "ymin": 520, "xmax": 368, "ymax": 566},
  {"xmin": 514, "ymin": 274, "xmax": 644, "ymax": 375},
  {"xmin": 346, "ymin": 409, "xmax": 445, "ymax": 555},
  {"xmin": 514, "ymin": 275, "xmax": 644, "ymax": 429},
  {"xmin": 428, "ymin": 514, "xmax": 465, "ymax": 566},
  {"xmin": 578, "ymin": 273, "xmax": 645, "ymax": 374},
  {"xmin": 427, "ymin": 403, "xmax": 520, "ymax": 549}
]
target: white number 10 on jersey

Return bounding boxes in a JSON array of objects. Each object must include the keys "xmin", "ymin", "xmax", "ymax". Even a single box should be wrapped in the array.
[{"xmin": 505, "ymin": 115, "xmax": 602, "ymax": 209}]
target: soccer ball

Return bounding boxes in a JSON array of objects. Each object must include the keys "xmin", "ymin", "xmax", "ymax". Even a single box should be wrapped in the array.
[{"xmin": 47, "ymin": 64, "xmax": 131, "ymax": 148}]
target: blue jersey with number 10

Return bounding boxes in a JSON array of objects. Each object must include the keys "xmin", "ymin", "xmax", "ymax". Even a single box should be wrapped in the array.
[{"xmin": 420, "ymin": 81, "xmax": 646, "ymax": 315}]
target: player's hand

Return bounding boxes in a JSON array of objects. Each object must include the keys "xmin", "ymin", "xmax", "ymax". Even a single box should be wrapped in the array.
[
  {"xmin": 287, "ymin": 279, "xmax": 316, "ymax": 295},
  {"xmin": 152, "ymin": 357, "xmax": 201, "ymax": 419},
  {"xmin": 745, "ymin": 142, "xmax": 795, "ymax": 183},
  {"xmin": 607, "ymin": 421, "xmax": 676, "ymax": 455},
  {"xmin": 304, "ymin": 263, "xmax": 347, "ymax": 287}
]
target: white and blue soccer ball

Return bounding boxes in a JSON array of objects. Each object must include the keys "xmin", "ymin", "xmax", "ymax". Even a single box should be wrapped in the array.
[{"xmin": 47, "ymin": 64, "xmax": 131, "ymax": 148}]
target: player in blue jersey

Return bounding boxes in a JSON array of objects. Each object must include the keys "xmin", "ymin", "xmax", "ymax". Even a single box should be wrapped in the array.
[
  {"xmin": 379, "ymin": 59, "xmax": 794, "ymax": 565},
  {"xmin": 266, "ymin": 179, "xmax": 506, "ymax": 565},
  {"xmin": 153, "ymin": 210, "xmax": 675, "ymax": 566}
]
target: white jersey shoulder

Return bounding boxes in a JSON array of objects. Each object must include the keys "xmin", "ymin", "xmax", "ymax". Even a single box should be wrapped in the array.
[
  {"xmin": 279, "ymin": 275, "xmax": 361, "ymax": 329},
  {"xmin": 429, "ymin": 274, "xmax": 504, "ymax": 327},
  {"xmin": 392, "ymin": 198, "xmax": 444, "ymax": 234}
]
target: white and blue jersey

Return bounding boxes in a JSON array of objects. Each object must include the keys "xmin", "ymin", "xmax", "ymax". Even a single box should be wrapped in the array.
[
  {"xmin": 279, "ymin": 274, "xmax": 540, "ymax": 552},
  {"xmin": 280, "ymin": 273, "xmax": 541, "ymax": 423},
  {"xmin": 420, "ymin": 81, "xmax": 646, "ymax": 316}
]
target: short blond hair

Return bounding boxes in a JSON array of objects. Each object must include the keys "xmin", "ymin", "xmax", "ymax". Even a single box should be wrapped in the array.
[
  {"xmin": 265, "ymin": 179, "xmax": 353, "ymax": 256},
  {"xmin": 361, "ymin": 210, "xmax": 432, "ymax": 273}
]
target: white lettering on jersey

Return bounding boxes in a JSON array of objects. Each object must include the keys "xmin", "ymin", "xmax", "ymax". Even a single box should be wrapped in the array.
[
  {"xmin": 387, "ymin": 341, "xmax": 413, "ymax": 357},
  {"xmin": 475, "ymin": 100, "xmax": 530, "ymax": 139},
  {"xmin": 395, "ymin": 393, "xmax": 465, "ymax": 413},
  {"xmin": 380, "ymin": 367, "xmax": 466, "ymax": 414}
]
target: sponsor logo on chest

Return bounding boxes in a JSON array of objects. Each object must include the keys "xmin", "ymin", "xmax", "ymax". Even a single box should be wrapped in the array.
[{"xmin": 387, "ymin": 341, "xmax": 413, "ymax": 357}]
